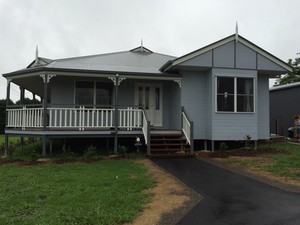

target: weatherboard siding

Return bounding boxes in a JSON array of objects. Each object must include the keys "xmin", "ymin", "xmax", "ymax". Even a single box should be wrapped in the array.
[
  {"xmin": 257, "ymin": 76, "xmax": 269, "ymax": 139},
  {"xmin": 166, "ymin": 81, "xmax": 181, "ymax": 130},
  {"xmin": 181, "ymin": 71, "xmax": 208, "ymax": 139}
]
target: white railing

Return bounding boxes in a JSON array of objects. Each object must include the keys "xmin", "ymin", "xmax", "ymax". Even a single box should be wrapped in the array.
[
  {"xmin": 48, "ymin": 107, "xmax": 115, "ymax": 130},
  {"xmin": 6, "ymin": 107, "xmax": 43, "ymax": 129},
  {"xmin": 141, "ymin": 111, "xmax": 150, "ymax": 146},
  {"xmin": 118, "ymin": 107, "xmax": 143, "ymax": 130},
  {"xmin": 182, "ymin": 111, "xmax": 191, "ymax": 145},
  {"xmin": 6, "ymin": 107, "xmax": 144, "ymax": 130}
]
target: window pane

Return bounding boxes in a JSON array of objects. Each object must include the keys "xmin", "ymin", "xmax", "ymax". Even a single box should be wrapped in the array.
[
  {"xmin": 138, "ymin": 87, "xmax": 143, "ymax": 108},
  {"xmin": 145, "ymin": 87, "xmax": 149, "ymax": 110},
  {"xmin": 237, "ymin": 78, "xmax": 253, "ymax": 95},
  {"xmin": 217, "ymin": 94, "xmax": 234, "ymax": 111},
  {"xmin": 237, "ymin": 96, "xmax": 253, "ymax": 112},
  {"xmin": 237, "ymin": 78, "xmax": 254, "ymax": 112},
  {"xmin": 217, "ymin": 77, "xmax": 234, "ymax": 94},
  {"xmin": 75, "ymin": 81, "xmax": 93, "ymax": 105},
  {"xmin": 217, "ymin": 77, "xmax": 234, "ymax": 112},
  {"xmin": 96, "ymin": 83, "xmax": 112, "ymax": 106},
  {"xmin": 155, "ymin": 88, "xmax": 160, "ymax": 110}
]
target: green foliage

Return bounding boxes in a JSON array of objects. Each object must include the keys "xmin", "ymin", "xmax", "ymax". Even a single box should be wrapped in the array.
[
  {"xmin": 244, "ymin": 134, "xmax": 252, "ymax": 148},
  {"xmin": 9, "ymin": 139, "xmax": 42, "ymax": 160},
  {"xmin": 84, "ymin": 145, "xmax": 98, "ymax": 159},
  {"xmin": 219, "ymin": 142, "xmax": 229, "ymax": 152},
  {"xmin": 0, "ymin": 160, "xmax": 153, "ymax": 225},
  {"xmin": 15, "ymin": 97, "xmax": 41, "ymax": 105},
  {"xmin": 228, "ymin": 142, "xmax": 300, "ymax": 180},
  {"xmin": 259, "ymin": 142, "xmax": 300, "ymax": 179},
  {"xmin": 118, "ymin": 145, "xmax": 128, "ymax": 155},
  {"xmin": 275, "ymin": 55, "xmax": 300, "ymax": 86}
]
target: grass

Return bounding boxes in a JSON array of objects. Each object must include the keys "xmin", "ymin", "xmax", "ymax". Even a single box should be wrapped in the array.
[
  {"xmin": 0, "ymin": 160, "xmax": 153, "ymax": 225},
  {"xmin": 227, "ymin": 142, "xmax": 300, "ymax": 180},
  {"xmin": 0, "ymin": 134, "xmax": 19, "ymax": 146},
  {"xmin": 259, "ymin": 142, "xmax": 300, "ymax": 179}
]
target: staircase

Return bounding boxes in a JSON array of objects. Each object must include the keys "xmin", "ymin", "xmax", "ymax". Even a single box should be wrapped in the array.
[{"xmin": 149, "ymin": 131, "xmax": 193, "ymax": 157}]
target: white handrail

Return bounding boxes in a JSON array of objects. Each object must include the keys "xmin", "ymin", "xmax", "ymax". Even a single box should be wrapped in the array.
[
  {"xmin": 182, "ymin": 111, "xmax": 191, "ymax": 145},
  {"xmin": 6, "ymin": 107, "xmax": 144, "ymax": 130},
  {"xmin": 142, "ymin": 111, "xmax": 149, "ymax": 146}
]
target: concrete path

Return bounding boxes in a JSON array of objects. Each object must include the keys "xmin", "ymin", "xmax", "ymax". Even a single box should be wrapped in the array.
[{"xmin": 153, "ymin": 158, "xmax": 300, "ymax": 225}]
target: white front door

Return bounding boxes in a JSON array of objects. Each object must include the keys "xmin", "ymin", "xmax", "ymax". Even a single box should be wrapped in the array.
[{"xmin": 135, "ymin": 84, "xmax": 163, "ymax": 126}]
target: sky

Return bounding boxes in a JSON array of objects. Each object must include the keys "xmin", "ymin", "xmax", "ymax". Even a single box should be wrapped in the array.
[{"xmin": 0, "ymin": 0, "xmax": 299, "ymax": 101}]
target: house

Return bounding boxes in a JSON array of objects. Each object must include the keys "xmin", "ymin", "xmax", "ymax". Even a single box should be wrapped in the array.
[
  {"xmin": 2, "ymin": 33, "xmax": 292, "ymax": 156},
  {"xmin": 270, "ymin": 82, "xmax": 300, "ymax": 137}
]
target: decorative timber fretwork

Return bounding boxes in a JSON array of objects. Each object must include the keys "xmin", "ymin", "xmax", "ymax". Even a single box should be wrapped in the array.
[
  {"xmin": 108, "ymin": 76, "xmax": 126, "ymax": 86},
  {"xmin": 40, "ymin": 74, "xmax": 56, "ymax": 83},
  {"xmin": 173, "ymin": 79, "xmax": 181, "ymax": 88}
]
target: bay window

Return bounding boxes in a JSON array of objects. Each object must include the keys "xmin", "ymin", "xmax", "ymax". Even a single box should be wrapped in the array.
[{"xmin": 216, "ymin": 77, "xmax": 254, "ymax": 112}]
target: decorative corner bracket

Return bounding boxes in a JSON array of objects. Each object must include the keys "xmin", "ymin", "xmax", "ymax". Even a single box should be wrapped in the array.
[
  {"xmin": 108, "ymin": 76, "xmax": 126, "ymax": 86},
  {"xmin": 173, "ymin": 79, "xmax": 181, "ymax": 88},
  {"xmin": 40, "ymin": 74, "xmax": 56, "ymax": 83},
  {"xmin": 7, "ymin": 79, "xmax": 12, "ymax": 86}
]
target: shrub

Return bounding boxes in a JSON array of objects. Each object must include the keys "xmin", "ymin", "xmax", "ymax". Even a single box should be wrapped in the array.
[
  {"xmin": 84, "ymin": 145, "xmax": 98, "ymax": 159},
  {"xmin": 118, "ymin": 145, "xmax": 128, "ymax": 155},
  {"xmin": 219, "ymin": 142, "xmax": 229, "ymax": 153}
]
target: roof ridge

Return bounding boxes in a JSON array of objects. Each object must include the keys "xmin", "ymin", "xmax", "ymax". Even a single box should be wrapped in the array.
[{"xmin": 54, "ymin": 50, "xmax": 130, "ymax": 62}]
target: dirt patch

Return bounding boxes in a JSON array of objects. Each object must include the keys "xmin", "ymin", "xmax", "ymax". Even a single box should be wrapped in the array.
[
  {"xmin": 126, "ymin": 159, "xmax": 201, "ymax": 225},
  {"xmin": 205, "ymin": 157, "xmax": 300, "ymax": 193},
  {"xmin": 209, "ymin": 148, "xmax": 290, "ymax": 158}
]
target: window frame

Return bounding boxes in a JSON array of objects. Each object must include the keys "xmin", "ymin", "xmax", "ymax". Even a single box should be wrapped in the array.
[
  {"xmin": 215, "ymin": 76, "xmax": 255, "ymax": 113},
  {"xmin": 74, "ymin": 80, "xmax": 113, "ymax": 108}
]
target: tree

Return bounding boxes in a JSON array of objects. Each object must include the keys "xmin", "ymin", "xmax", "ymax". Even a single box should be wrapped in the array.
[
  {"xmin": 274, "ymin": 54, "xmax": 300, "ymax": 86},
  {"xmin": 15, "ymin": 98, "xmax": 41, "ymax": 105},
  {"xmin": 0, "ymin": 99, "xmax": 14, "ymax": 134}
]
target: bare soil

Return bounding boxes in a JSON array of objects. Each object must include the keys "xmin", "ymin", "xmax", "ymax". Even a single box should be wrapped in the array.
[
  {"xmin": 126, "ymin": 159, "xmax": 201, "ymax": 225},
  {"xmin": 206, "ymin": 156, "xmax": 300, "ymax": 193}
]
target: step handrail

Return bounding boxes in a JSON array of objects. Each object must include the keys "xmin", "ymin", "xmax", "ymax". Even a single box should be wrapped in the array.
[
  {"xmin": 141, "ymin": 110, "xmax": 151, "ymax": 155},
  {"xmin": 181, "ymin": 107, "xmax": 194, "ymax": 153}
]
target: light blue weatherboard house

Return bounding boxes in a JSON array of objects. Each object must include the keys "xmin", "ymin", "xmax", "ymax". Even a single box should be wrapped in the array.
[{"xmin": 3, "ymin": 32, "xmax": 292, "ymax": 156}]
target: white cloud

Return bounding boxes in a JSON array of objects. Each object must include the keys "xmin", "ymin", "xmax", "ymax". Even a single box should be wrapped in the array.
[{"xmin": 1, "ymin": 0, "xmax": 299, "ymax": 100}]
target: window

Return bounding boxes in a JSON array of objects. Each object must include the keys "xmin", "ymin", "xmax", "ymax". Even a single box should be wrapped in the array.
[
  {"xmin": 75, "ymin": 81, "xmax": 93, "ymax": 105},
  {"xmin": 75, "ymin": 81, "xmax": 112, "ymax": 107},
  {"xmin": 96, "ymin": 83, "xmax": 112, "ymax": 106},
  {"xmin": 216, "ymin": 77, "xmax": 254, "ymax": 112}
]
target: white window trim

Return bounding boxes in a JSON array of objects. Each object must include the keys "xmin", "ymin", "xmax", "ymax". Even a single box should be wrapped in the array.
[
  {"xmin": 215, "ymin": 76, "xmax": 255, "ymax": 113},
  {"xmin": 74, "ymin": 80, "xmax": 113, "ymax": 107}
]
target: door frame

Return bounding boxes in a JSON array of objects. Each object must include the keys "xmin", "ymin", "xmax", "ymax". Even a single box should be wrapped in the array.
[{"xmin": 134, "ymin": 83, "xmax": 163, "ymax": 127}]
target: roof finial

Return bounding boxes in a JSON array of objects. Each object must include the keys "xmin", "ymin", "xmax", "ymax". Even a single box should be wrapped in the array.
[
  {"xmin": 235, "ymin": 22, "xmax": 239, "ymax": 42},
  {"xmin": 35, "ymin": 45, "xmax": 39, "ymax": 66},
  {"xmin": 141, "ymin": 38, "xmax": 143, "ymax": 52}
]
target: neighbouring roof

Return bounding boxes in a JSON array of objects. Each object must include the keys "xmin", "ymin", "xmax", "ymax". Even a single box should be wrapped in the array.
[
  {"xmin": 3, "ymin": 46, "xmax": 177, "ymax": 78},
  {"xmin": 270, "ymin": 82, "xmax": 300, "ymax": 92}
]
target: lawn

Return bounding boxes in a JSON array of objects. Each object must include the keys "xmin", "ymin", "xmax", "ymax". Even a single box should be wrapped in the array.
[
  {"xmin": 226, "ymin": 142, "xmax": 300, "ymax": 180},
  {"xmin": 0, "ymin": 160, "xmax": 153, "ymax": 225},
  {"xmin": 0, "ymin": 134, "xmax": 19, "ymax": 146}
]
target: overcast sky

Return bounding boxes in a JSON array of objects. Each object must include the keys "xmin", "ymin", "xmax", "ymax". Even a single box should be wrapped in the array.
[{"xmin": 1, "ymin": 0, "xmax": 299, "ymax": 101}]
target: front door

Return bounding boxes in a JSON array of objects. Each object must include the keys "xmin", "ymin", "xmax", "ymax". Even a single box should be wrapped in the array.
[{"xmin": 135, "ymin": 84, "xmax": 163, "ymax": 126}]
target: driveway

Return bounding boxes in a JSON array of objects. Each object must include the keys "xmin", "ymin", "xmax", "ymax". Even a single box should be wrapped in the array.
[{"xmin": 153, "ymin": 158, "xmax": 300, "ymax": 225}]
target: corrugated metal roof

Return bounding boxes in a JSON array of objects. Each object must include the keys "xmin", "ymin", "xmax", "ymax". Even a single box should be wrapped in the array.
[
  {"xmin": 269, "ymin": 82, "xmax": 300, "ymax": 91},
  {"xmin": 44, "ymin": 50, "xmax": 176, "ymax": 74},
  {"xmin": 3, "ymin": 47, "xmax": 177, "ymax": 77}
]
